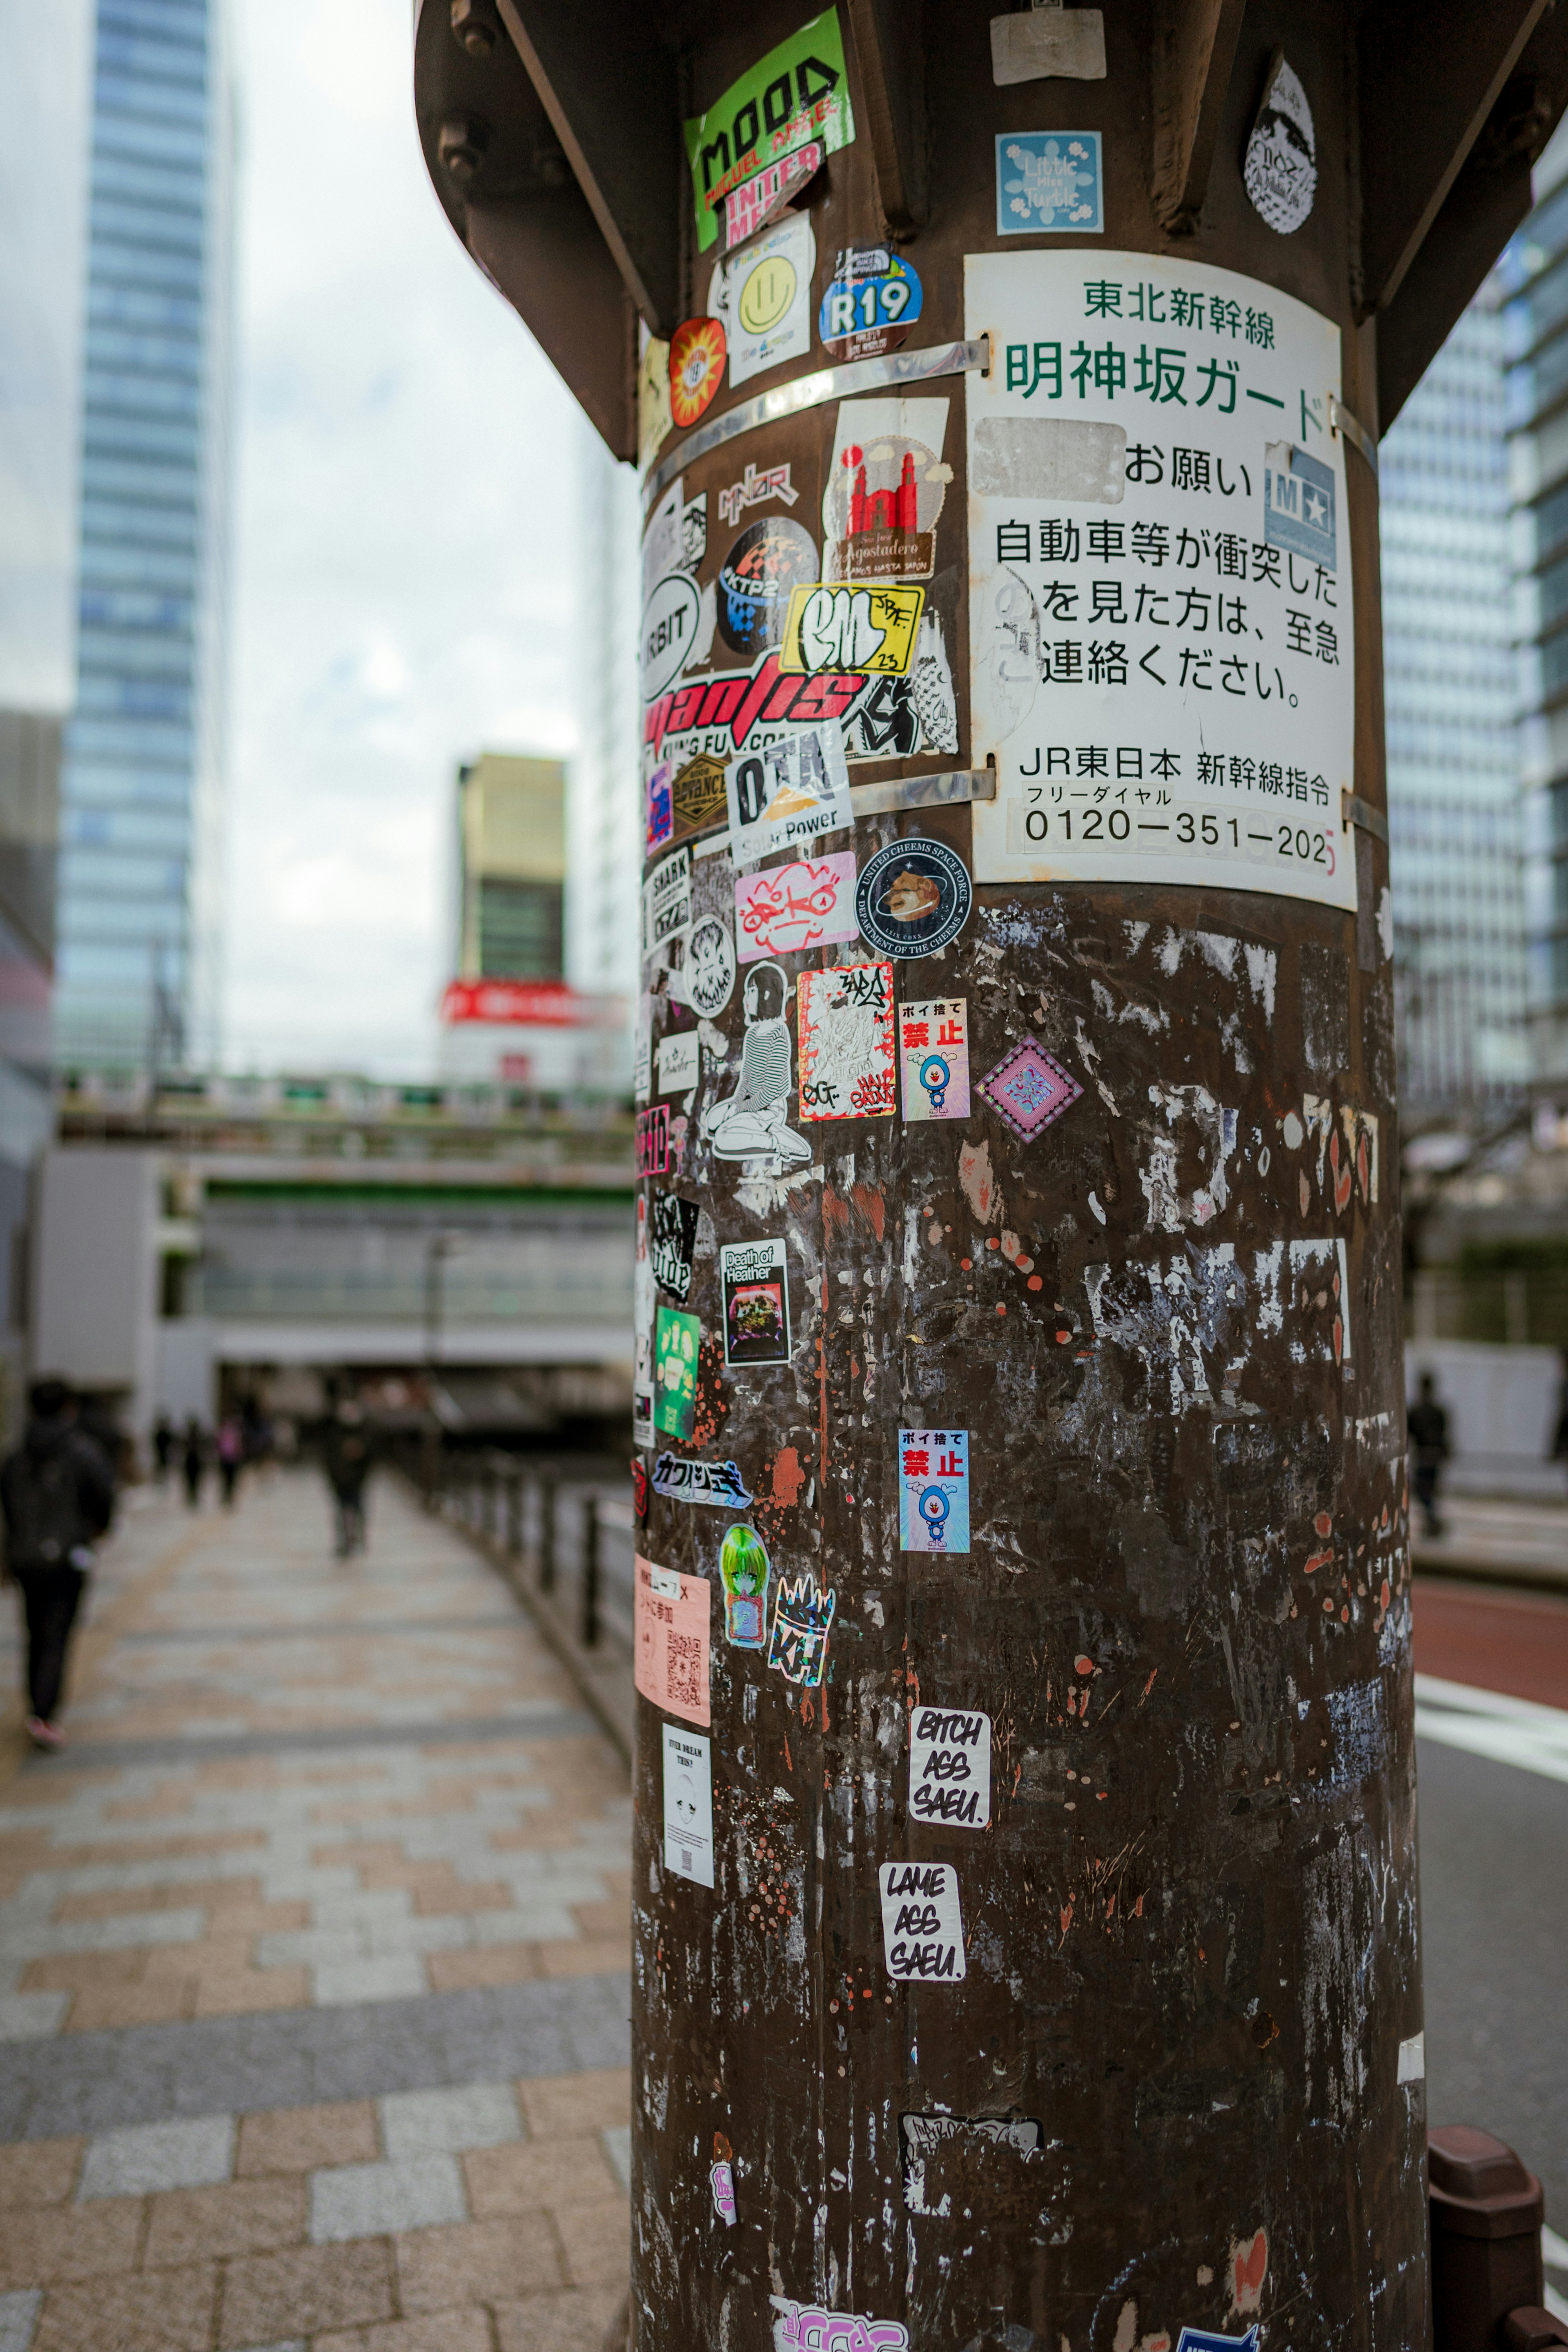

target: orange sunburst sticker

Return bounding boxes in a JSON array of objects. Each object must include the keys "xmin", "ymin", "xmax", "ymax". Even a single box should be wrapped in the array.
[{"xmin": 669, "ymin": 317, "xmax": 727, "ymax": 429}]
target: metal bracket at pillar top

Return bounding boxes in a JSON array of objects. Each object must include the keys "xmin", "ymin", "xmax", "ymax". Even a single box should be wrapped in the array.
[
  {"xmin": 692, "ymin": 767, "xmax": 997, "ymax": 858},
  {"xmin": 1343, "ymin": 788, "xmax": 1390, "ymax": 846},
  {"xmin": 644, "ymin": 339, "xmax": 992, "ymax": 508},
  {"xmin": 1329, "ymin": 393, "xmax": 1379, "ymax": 480}
]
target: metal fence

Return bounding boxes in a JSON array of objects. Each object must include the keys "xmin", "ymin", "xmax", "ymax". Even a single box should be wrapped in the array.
[{"xmin": 423, "ymin": 1430, "xmax": 639, "ymax": 1674}]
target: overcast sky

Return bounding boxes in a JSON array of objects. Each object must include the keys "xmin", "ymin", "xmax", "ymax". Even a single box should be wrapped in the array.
[{"xmin": 223, "ymin": 0, "xmax": 590, "ymax": 1076}]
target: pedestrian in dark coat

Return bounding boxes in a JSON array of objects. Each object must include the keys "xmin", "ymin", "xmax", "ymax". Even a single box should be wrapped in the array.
[{"xmin": 1, "ymin": 1379, "xmax": 115, "ymax": 1747}]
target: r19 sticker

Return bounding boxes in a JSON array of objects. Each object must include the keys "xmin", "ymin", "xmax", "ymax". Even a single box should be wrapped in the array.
[{"xmin": 819, "ymin": 245, "xmax": 922, "ymax": 362}]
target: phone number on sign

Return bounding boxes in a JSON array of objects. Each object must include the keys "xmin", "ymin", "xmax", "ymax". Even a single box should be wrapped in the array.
[{"xmin": 1007, "ymin": 795, "xmax": 1340, "ymax": 875}]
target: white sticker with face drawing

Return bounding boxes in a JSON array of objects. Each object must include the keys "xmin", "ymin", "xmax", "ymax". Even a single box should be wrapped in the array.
[{"xmin": 663, "ymin": 1724, "xmax": 714, "ymax": 1888}]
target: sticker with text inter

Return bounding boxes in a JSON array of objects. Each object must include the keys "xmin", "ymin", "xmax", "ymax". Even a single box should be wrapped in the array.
[
  {"xmin": 878, "ymin": 1861, "xmax": 965, "ymax": 1982},
  {"xmin": 909, "ymin": 1705, "xmax": 991, "ymax": 1829}
]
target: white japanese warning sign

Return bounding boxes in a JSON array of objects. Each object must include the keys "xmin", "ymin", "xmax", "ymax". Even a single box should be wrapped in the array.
[{"xmin": 965, "ymin": 250, "xmax": 1355, "ymax": 910}]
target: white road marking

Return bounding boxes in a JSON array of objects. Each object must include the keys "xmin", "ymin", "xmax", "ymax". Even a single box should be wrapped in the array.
[{"xmin": 1414, "ymin": 1673, "xmax": 1568, "ymax": 1786}]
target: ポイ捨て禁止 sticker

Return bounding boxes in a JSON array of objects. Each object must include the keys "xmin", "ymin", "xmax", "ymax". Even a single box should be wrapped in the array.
[
  {"xmin": 635, "ymin": 1104, "xmax": 670, "ymax": 1177},
  {"xmin": 648, "ymin": 1192, "xmax": 700, "ymax": 1302},
  {"xmin": 819, "ymin": 244, "xmax": 922, "ymax": 362},
  {"xmin": 708, "ymin": 210, "xmax": 815, "ymax": 389},
  {"xmin": 823, "ymin": 397, "xmax": 950, "ymax": 582},
  {"xmin": 879, "ymin": 1862, "xmax": 965, "ymax": 1982},
  {"xmin": 768, "ymin": 1572, "xmax": 836, "ymax": 1687},
  {"xmin": 720, "ymin": 1236, "xmax": 791, "ymax": 1366},
  {"xmin": 654, "ymin": 1305, "xmax": 700, "ymax": 1440},
  {"xmin": 855, "ymin": 837, "xmax": 972, "ymax": 959},
  {"xmin": 668, "ymin": 317, "xmax": 726, "ymax": 429},
  {"xmin": 909, "ymin": 1705, "xmax": 991, "ymax": 1829},
  {"xmin": 657, "ymin": 1030, "xmax": 700, "ymax": 1097},
  {"xmin": 735, "ymin": 852, "xmax": 858, "ymax": 961},
  {"xmin": 662, "ymin": 1724, "xmax": 714, "ymax": 1888},
  {"xmin": 996, "ymin": 130, "xmax": 1103, "ymax": 234},
  {"xmin": 719, "ymin": 1523, "xmax": 771, "ymax": 1648},
  {"xmin": 976, "ymin": 1034, "xmax": 1083, "ymax": 1142},
  {"xmin": 797, "ymin": 960, "xmax": 896, "ymax": 1123},
  {"xmin": 900, "ymin": 1428, "xmax": 969, "ymax": 1553},
  {"xmin": 669, "ymin": 912, "xmax": 737, "ymax": 1018},
  {"xmin": 780, "ymin": 582, "xmax": 925, "ymax": 678},
  {"xmin": 726, "ymin": 723, "xmax": 853, "ymax": 868},
  {"xmin": 900, "ymin": 997, "xmax": 970, "ymax": 1121},
  {"xmin": 700, "ymin": 961, "xmax": 811, "ymax": 1174},
  {"xmin": 717, "ymin": 517, "xmax": 820, "ymax": 660},
  {"xmin": 682, "ymin": 10, "xmax": 854, "ymax": 253},
  {"xmin": 652, "ymin": 1452, "xmax": 754, "ymax": 1510},
  {"xmin": 634, "ymin": 1554, "xmax": 710, "ymax": 1726},
  {"xmin": 964, "ymin": 248, "xmax": 1355, "ymax": 909}
]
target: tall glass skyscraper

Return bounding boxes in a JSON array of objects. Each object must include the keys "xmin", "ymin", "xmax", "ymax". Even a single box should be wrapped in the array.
[
  {"xmin": 56, "ymin": 0, "xmax": 235, "ymax": 1071},
  {"xmin": 1379, "ymin": 285, "xmax": 1528, "ymax": 1123},
  {"xmin": 1506, "ymin": 125, "xmax": 1568, "ymax": 1098}
]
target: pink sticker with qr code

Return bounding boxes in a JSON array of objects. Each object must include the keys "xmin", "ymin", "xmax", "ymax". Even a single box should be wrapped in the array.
[{"xmin": 634, "ymin": 1554, "xmax": 711, "ymax": 1727}]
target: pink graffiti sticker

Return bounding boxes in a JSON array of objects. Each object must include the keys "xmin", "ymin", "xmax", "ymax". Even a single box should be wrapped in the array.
[
  {"xmin": 976, "ymin": 1034, "xmax": 1082, "ymax": 1142},
  {"xmin": 735, "ymin": 852, "xmax": 859, "ymax": 963},
  {"xmin": 771, "ymin": 2300, "xmax": 909, "ymax": 2352},
  {"xmin": 797, "ymin": 961, "xmax": 896, "ymax": 1123}
]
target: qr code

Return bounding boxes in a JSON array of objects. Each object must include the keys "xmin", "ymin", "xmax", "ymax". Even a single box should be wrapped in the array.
[
  {"xmin": 668, "ymin": 1632, "xmax": 702, "ymax": 1709},
  {"xmin": 680, "ymin": 1849, "xmax": 692, "ymax": 1873}
]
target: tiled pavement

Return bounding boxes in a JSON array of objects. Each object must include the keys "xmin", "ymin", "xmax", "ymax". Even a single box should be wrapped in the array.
[{"xmin": 0, "ymin": 1469, "xmax": 632, "ymax": 2352}]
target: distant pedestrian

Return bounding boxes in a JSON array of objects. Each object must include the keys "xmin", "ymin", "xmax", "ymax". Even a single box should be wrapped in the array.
[
  {"xmin": 1408, "ymin": 1371, "xmax": 1450, "ymax": 1539},
  {"xmin": 216, "ymin": 1416, "xmax": 243, "ymax": 1509},
  {"xmin": 323, "ymin": 1401, "xmax": 372, "ymax": 1557},
  {"xmin": 182, "ymin": 1418, "xmax": 205, "ymax": 1509},
  {"xmin": 0, "ymin": 1378, "xmax": 116, "ymax": 1748},
  {"xmin": 152, "ymin": 1415, "xmax": 174, "ymax": 1485}
]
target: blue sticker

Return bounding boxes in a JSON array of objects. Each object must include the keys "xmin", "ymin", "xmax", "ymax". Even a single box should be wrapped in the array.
[
  {"xmin": 1264, "ymin": 443, "xmax": 1336, "ymax": 572},
  {"xmin": 899, "ymin": 1429, "xmax": 969, "ymax": 1554},
  {"xmin": 996, "ymin": 131, "xmax": 1103, "ymax": 236},
  {"xmin": 1174, "ymin": 2332, "xmax": 1259, "ymax": 2352},
  {"xmin": 818, "ymin": 245, "xmax": 923, "ymax": 361}
]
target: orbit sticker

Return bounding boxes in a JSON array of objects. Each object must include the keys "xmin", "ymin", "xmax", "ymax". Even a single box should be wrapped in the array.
[{"xmin": 855, "ymin": 837, "xmax": 973, "ymax": 959}]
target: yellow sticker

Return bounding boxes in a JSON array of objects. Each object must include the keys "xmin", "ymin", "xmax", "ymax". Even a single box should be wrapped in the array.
[
  {"xmin": 779, "ymin": 582, "xmax": 926, "ymax": 676},
  {"xmin": 738, "ymin": 253, "xmax": 798, "ymax": 336},
  {"xmin": 638, "ymin": 336, "xmax": 673, "ymax": 473}
]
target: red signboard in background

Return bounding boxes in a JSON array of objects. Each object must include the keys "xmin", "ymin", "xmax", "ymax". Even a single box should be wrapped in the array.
[{"xmin": 439, "ymin": 981, "xmax": 624, "ymax": 1028}]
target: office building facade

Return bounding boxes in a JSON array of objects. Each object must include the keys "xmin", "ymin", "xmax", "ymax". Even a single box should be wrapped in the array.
[
  {"xmin": 1508, "ymin": 125, "xmax": 1568, "ymax": 1098},
  {"xmin": 1379, "ymin": 280, "xmax": 1528, "ymax": 1122},
  {"xmin": 0, "ymin": 0, "xmax": 95, "ymax": 1349},
  {"xmin": 56, "ymin": 0, "xmax": 236, "ymax": 1072}
]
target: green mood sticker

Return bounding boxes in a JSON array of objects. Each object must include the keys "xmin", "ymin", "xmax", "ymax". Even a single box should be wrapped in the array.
[
  {"xmin": 683, "ymin": 9, "xmax": 855, "ymax": 254},
  {"xmin": 654, "ymin": 1305, "xmax": 701, "ymax": 1440}
]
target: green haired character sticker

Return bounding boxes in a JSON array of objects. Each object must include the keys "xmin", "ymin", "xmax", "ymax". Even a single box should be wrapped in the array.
[{"xmin": 719, "ymin": 1524, "xmax": 771, "ymax": 1650}]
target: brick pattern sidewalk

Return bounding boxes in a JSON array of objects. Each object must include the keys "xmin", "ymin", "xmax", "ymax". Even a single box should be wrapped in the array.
[{"xmin": 0, "ymin": 1470, "xmax": 632, "ymax": 2352}]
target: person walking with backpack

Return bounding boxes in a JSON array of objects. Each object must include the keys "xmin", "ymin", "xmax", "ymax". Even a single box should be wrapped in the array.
[{"xmin": 1, "ymin": 1378, "xmax": 116, "ymax": 1748}]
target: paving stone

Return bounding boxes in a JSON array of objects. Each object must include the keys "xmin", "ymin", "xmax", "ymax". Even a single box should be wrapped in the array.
[
  {"xmin": 78, "ymin": 2113, "xmax": 235, "ymax": 2198},
  {"xmin": 0, "ymin": 2140, "xmax": 81, "ymax": 2209},
  {"xmin": 394, "ymin": 2215, "xmax": 564, "ymax": 2312},
  {"xmin": 220, "ymin": 2242, "xmax": 396, "ymax": 2348},
  {"xmin": 31, "ymin": 2263, "xmax": 217, "ymax": 2352},
  {"xmin": 0, "ymin": 2292, "xmax": 42, "ymax": 2352},
  {"xmin": 463, "ymin": 2136, "xmax": 621, "ymax": 2218},
  {"xmin": 554, "ymin": 2197, "xmax": 632, "ymax": 2289},
  {"xmin": 236, "ymin": 2102, "xmax": 379, "ymax": 2177},
  {"xmin": 315, "ymin": 2314, "xmax": 492, "ymax": 2352},
  {"xmin": 0, "ymin": 1994, "xmax": 70, "ymax": 2042},
  {"xmin": 492, "ymin": 2286, "xmax": 626, "ymax": 2352},
  {"xmin": 309, "ymin": 2154, "xmax": 468, "ymax": 2243},
  {"xmin": 313, "ymin": 1955, "xmax": 427, "ymax": 2007},
  {"xmin": 601, "ymin": 2126, "xmax": 632, "ymax": 2191},
  {"xmin": 0, "ymin": 2200, "xmax": 144, "ymax": 2292},
  {"xmin": 379, "ymin": 2082, "xmax": 521, "ymax": 2160},
  {"xmin": 517, "ymin": 2069, "xmax": 631, "ymax": 2139},
  {"xmin": 143, "ymin": 2176, "xmax": 308, "ymax": 2267}
]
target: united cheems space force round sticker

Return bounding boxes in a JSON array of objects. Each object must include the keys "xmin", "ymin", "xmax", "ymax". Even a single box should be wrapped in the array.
[{"xmin": 855, "ymin": 837, "xmax": 973, "ymax": 959}]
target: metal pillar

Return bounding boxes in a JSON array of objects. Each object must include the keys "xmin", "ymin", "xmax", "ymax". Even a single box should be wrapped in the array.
[{"xmin": 411, "ymin": 5, "xmax": 1568, "ymax": 2347}]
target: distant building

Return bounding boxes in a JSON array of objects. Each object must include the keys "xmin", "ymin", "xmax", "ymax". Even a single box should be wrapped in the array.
[
  {"xmin": 1507, "ymin": 123, "xmax": 1568, "ymax": 1105},
  {"xmin": 439, "ymin": 752, "xmax": 625, "ymax": 1090},
  {"xmin": 0, "ymin": 0, "xmax": 95, "ymax": 1353},
  {"xmin": 54, "ymin": 0, "xmax": 236, "ymax": 1072},
  {"xmin": 1379, "ymin": 282, "xmax": 1528, "ymax": 1122}
]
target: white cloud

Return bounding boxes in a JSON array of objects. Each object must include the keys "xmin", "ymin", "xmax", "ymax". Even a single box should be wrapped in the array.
[{"xmin": 224, "ymin": 0, "xmax": 590, "ymax": 1077}]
